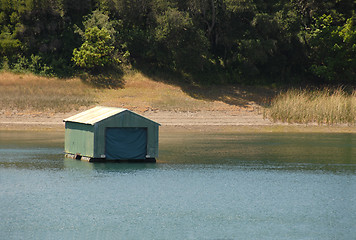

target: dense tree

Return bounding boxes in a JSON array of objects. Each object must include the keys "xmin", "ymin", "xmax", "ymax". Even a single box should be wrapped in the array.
[
  {"xmin": 154, "ymin": 7, "xmax": 209, "ymax": 72},
  {"xmin": 308, "ymin": 14, "xmax": 356, "ymax": 82},
  {"xmin": 0, "ymin": 0, "xmax": 24, "ymax": 64},
  {"xmin": 0, "ymin": 0, "xmax": 355, "ymax": 84}
]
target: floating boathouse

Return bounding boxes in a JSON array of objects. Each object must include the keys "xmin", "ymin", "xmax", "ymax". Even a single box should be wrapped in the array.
[{"xmin": 64, "ymin": 106, "xmax": 160, "ymax": 162}]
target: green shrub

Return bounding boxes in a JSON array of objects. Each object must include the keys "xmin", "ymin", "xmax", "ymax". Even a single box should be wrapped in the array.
[{"xmin": 12, "ymin": 55, "xmax": 53, "ymax": 76}]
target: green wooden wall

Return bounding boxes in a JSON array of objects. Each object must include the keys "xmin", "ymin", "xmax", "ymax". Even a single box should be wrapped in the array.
[{"xmin": 64, "ymin": 122, "xmax": 95, "ymax": 157}]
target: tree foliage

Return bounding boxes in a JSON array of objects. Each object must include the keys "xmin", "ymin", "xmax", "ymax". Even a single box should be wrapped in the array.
[
  {"xmin": 308, "ymin": 14, "xmax": 356, "ymax": 82},
  {"xmin": 72, "ymin": 26, "xmax": 116, "ymax": 70},
  {"xmin": 0, "ymin": 0, "xmax": 355, "ymax": 84}
]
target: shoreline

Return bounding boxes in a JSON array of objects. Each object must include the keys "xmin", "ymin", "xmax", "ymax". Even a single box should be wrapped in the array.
[
  {"xmin": 1, "ymin": 72, "xmax": 355, "ymax": 133},
  {"xmin": 1, "ymin": 110, "xmax": 355, "ymax": 133}
]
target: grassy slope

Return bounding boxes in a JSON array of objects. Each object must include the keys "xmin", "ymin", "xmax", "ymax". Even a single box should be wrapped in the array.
[
  {"xmin": 1, "ymin": 71, "xmax": 355, "ymax": 127},
  {"xmin": 0, "ymin": 72, "xmax": 94, "ymax": 115},
  {"xmin": 0, "ymin": 71, "xmax": 269, "ymax": 116},
  {"xmin": 1, "ymin": 72, "xmax": 356, "ymax": 132},
  {"xmin": 95, "ymin": 72, "xmax": 266, "ymax": 113}
]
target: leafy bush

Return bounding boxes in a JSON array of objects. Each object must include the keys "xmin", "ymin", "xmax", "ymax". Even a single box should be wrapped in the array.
[
  {"xmin": 12, "ymin": 55, "xmax": 53, "ymax": 76},
  {"xmin": 72, "ymin": 26, "xmax": 117, "ymax": 71}
]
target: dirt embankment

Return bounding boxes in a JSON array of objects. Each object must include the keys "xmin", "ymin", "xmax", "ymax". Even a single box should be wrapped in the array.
[
  {"xmin": 2, "ymin": 110, "xmax": 356, "ymax": 133},
  {"xmin": 0, "ymin": 71, "xmax": 274, "ymax": 129},
  {"xmin": 1, "ymin": 72, "xmax": 355, "ymax": 132},
  {"xmin": 0, "ymin": 109, "xmax": 271, "ymax": 129}
]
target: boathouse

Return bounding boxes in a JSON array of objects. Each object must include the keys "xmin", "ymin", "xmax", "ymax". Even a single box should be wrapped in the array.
[{"xmin": 63, "ymin": 106, "xmax": 160, "ymax": 162}]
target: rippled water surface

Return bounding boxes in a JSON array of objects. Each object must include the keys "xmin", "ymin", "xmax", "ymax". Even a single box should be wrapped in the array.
[{"xmin": 1, "ymin": 130, "xmax": 356, "ymax": 239}]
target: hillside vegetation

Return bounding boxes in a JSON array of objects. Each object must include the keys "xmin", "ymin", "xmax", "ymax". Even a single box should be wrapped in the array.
[
  {"xmin": 0, "ymin": 72, "xmax": 94, "ymax": 115},
  {"xmin": 0, "ymin": 71, "xmax": 269, "ymax": 115},
  {"xmin": 1, "ymin": 72, "xmax": 355, "ymax": 126},
  {"xmin": 1, "ymin": 0, "xmax": 355, "ymax": 85}
]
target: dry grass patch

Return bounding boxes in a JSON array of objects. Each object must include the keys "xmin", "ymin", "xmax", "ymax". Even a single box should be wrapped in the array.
[
  {"xmin": 96, "ymin": 72, "xmax": 242, "ymax": 113},
  {"xmin": 267, "ymin": 88, "xmax": 356, "ymax": 125},
  {"xmin": 0, "ymin": 72, "xmax": 96, "ymax": 115},
  {"xmin": 0, "ymin": 71, "xmax": 266, "ymax": 118}
]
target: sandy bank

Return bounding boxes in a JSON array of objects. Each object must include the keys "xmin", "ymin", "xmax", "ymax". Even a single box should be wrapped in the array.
[
  {"xmin": 0, "ymin": 110, "xmax": 269, "ymax": 128},
  {"xmin": 1, "ymin": 110, "xmax": 355, "ymax": 133}
]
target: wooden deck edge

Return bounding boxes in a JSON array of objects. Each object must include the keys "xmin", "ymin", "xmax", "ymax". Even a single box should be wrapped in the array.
[{"xmin": 64, "ymin": 153, "xmax": 156, "ymax": 163}]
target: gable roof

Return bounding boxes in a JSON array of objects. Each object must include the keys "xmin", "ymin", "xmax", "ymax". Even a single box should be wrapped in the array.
[{"xmin": 63, "ymin": 106, "xmax": 160, "ymax": 126}]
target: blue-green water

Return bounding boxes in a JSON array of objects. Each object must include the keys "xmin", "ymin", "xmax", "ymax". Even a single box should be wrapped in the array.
[{"xmin": 1, "ymin": 130, "xmax": 356, "ymax": 239}]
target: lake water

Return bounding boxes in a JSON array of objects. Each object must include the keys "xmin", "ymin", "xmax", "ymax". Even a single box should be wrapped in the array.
[{"xmin": 1, "ymin": 130, "xmax": 356, "ymax": 239}]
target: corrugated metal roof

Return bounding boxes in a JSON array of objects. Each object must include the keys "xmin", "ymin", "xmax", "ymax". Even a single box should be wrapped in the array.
[
  {"xmin": 64, "ymin": 106, "xmax": 160, "ymax": 126},
  {"xmin": 63, "ymin": 106, "xmax": 127, "ymax": 125}
]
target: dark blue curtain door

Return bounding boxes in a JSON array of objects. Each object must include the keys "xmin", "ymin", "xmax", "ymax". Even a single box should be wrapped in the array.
[{"xmin": 105, "ymin": 128, "xmax": 147, "ymax": 160}]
